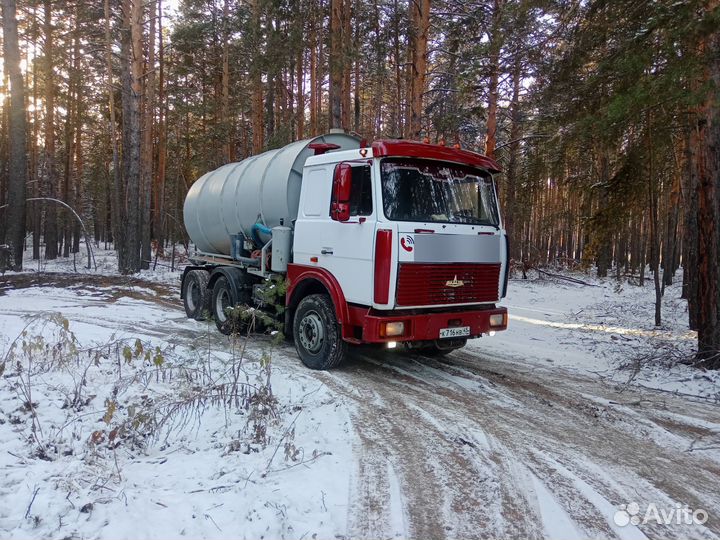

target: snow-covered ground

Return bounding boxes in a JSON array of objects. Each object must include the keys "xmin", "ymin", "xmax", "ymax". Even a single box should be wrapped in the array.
[
  {"xmin": 1, "ymin": 252, "xmax": 719, "ymax": 540},
  {"xmin": 0, "ymin": 275, "xmax": 352, "ymax": 540},
  {"xmin": 486, "ymin": 270, "xmax": 718, "ymax": 400},
  {"xmin": 5, "ymin": 244, "xmax": 189, "ymax": 286}
]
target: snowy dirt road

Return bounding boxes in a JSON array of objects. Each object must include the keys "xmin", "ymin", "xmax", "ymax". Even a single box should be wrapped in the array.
[
  {"xmin": 1, "ymin": 273, "xmax": 719, "ymax": 540},
  {"xmin": 326, "ymin": 349, "xmax": 720, "ymax": 540}
]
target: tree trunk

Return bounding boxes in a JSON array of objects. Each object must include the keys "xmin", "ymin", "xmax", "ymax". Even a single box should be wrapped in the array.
[
  {"xmin": 639, "ymin": 211, "xmax": 646, "ymax": 286},
  {"xmin": 62, "ymin": 16, "xmax": 81, "ymax": 258},
  {"xmin": 340, "ymin": 0, "xmax": 352, "ymax": 130},
  {"xmin": 484, "ymin": 0, "xmax": 503, "ymax": 159},
  {"xmin": 141, "ymin": 0, "xmax": 156, "ymax": 270},
  {"xmin": 353, "ymin": 0, "xmax": 361, "ymax": 133},
  {"xmin": 595, "ymin": 152, "xmax": 612, "ymax": 278},
  {"xmin": 662, "ymin": 173, "xmax": 680, "ymax": 288},
  {"xmin": 695, "ymin": 9, "xmax": 720, "ymax": 367},
  {"xmin": 265, "ymin": 69, "xmax": 276, "ymax": 142},
  {"xmin": 309, "ymin": 4, "xmax": 318, "ymax": 136},
  {"xmin": 30, "ymin": 10, "xmax": 40, "ymax": 261},
  {"xmin": 505, "ymin": 53, "xmax": 522, "ymax": 260},
  {"xmin": 1, "ymin": 0, "xmax": 27, "ymax": 270},
  {"xmin": 72, "ymin": 90, "xmax": 83, "ymax": 255},
  {"xmin": 156, "ymin": 0, "xmax": 167, "ymax": 254},
  {"xmin": 118, "ymin": 0, "xmax": 143, "ymax": 274},
  {"xmin": 406, "ymin": 0, "xmax": 430, "ymax": 139},
  {"xmin": 296, "ymin": 48, "xmax": 305, "ymax": 139},
  {"xmin": 221, "ymin": 0, "xmax": 232, "ymax": 162},
  {"xmin": 43, "ymin": 0, "xmax": 58, "ymax": 260},
  {"xmin": 392, "ymin": 0, "xmax": 402, "ymax": 137},
  {"xmin": 683, "ymin": 116, "xmax": 700, "ymax": 331},
  {"xmin": 647, "ymin": 112, "xmax": 662, "ymax": 326},
  {"xmin": 251, "ymin": 0, "xmax": 264, "ymax": 152},
  {"xmin": 105, "ymin": 0, "xmax": 123, "ymax": 265},
  {"xmin": 329, "ymin": 0, "xmax": 343, "ymax": 129}
]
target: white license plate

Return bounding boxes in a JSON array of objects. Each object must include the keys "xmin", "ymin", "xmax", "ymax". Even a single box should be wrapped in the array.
[{"xmin": 439, "ymin": 326, "xmax": 470, "ymax": 339}]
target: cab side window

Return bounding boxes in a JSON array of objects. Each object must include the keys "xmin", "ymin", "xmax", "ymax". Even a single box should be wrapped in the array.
[{"xmin": 349, "ymin": 165, "xmax": 372, "ymax": 216}]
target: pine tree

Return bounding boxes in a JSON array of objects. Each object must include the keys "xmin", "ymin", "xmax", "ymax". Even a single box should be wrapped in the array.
[{"xmin": 1, "ymin": 0, "xmax": 27, "ymax": 270}]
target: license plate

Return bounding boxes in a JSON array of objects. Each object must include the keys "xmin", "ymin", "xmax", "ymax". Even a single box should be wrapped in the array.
[{"xmin": 439, "ymin": 326, "xmax": 470, "ymax": 339}]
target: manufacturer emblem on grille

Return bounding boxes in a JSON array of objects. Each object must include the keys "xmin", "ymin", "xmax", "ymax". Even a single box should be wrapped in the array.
[{"xmin": 445, "ymin": 275, "xmax": 465, "ymax": 288}]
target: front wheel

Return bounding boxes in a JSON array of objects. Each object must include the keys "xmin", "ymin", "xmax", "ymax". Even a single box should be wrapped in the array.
[{"xmin": 293, "ymin": 294, "xmax": 347, "ymax": 370}]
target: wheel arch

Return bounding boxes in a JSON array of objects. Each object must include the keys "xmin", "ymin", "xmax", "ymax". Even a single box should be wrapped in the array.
[
  {"xmin": 285, "ymin": 266, "xmax": 350, "ymax": 338},
  {"xmin": 208, "ymin": 266, "xmax": 249, "ymax": 302}
]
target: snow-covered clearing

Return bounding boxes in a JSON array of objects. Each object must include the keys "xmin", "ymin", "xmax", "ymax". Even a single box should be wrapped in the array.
[
  {"xmin": 1, "ymin": 255, "xmax": 719, "ymax": 540},
  {"xmin": 481, "ymin": 272, "xmax": 718, "ymax": 400},
  {"xmin": 0, "ymin": 275, "xmax": 352, "ymax": 540}
]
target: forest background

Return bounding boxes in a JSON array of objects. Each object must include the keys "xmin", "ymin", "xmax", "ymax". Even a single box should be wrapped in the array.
[{"xmin": 0, "ymin": 0, "xmax": 718, "ymax": 365}]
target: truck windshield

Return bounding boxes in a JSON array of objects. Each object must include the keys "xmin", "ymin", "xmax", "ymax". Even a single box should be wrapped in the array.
[{"xmin": 380, "ymin": 158, "xmax": 500, "ymax": 226}]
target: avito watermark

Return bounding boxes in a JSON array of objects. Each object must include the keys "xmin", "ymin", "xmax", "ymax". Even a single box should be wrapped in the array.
[{"xmin": 614, "ymin": 502, "xmax": 708, "ymax": 527}]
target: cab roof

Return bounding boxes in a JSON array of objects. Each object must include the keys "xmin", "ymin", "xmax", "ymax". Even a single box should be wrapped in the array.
[
  {"xmin": 372, "ymin": 139, "xmax": 501, "ymax": 173},
  {"xmin": 304, "ymin": 139, "xmax": 501, "ymax": 174}
]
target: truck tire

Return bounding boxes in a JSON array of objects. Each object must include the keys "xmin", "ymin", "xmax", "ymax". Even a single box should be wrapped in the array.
[
  {"xmin": 211, "ymin": 275, "xmax": 243, "ymax": 335},
  {"xmin": 293, "ymin": 294, "xmax": 347, "ymax": 370},
  {"xmin": 183, "ymin": 269, "xmax": 211, "ymax": 320}
]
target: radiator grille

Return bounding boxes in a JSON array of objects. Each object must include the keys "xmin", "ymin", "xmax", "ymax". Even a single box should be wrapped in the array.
[{"xmin": 396, "ymin": 263, "xmax": 501, "ymax": 306}]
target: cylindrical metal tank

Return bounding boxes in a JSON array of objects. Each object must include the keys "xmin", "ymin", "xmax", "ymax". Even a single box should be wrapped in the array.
[{"xmin": 184, "ymin": 132, "xmax": 360, "ymax": 255}]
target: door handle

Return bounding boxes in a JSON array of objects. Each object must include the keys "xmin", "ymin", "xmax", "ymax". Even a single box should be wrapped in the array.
[{"xmin": 321, "ymin": 248, "xmax": 334, "ymax": 255}]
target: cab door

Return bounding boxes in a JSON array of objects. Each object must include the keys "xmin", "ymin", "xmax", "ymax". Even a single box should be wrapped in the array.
[{"xmin": 319, "ymin": 162, "xmax": 376, "ymax": 306}]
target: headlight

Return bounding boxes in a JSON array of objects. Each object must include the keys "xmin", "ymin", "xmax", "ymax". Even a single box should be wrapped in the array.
[
  {"xmin": 381, "ymin": 321, "xmax": 405, "ymax": 337},
  {"xmin": 489, "ymin": 313, "xmax": 506, "ymax": 327}
]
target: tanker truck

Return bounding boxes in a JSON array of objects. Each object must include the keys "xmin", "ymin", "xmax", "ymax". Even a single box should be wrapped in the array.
[{"xmin": 181, "ymin": 131, "xmax": 509, "ymax": 369}]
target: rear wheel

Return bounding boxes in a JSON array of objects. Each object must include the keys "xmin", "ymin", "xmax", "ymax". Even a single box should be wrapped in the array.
[
  {"xmin": 293, "ymin": 294, "xmax": 347, "ymax": 370},
  {"xmin": 212, "ymin": 276, "xmax": 230, "ymax": 333},
  {"xmin": 183, "ymin": 270, "xmax": 210, "ymax": 320},
  {"xmin": 211, "ymin": 275, "xmax": 246, "ymax": 335}
]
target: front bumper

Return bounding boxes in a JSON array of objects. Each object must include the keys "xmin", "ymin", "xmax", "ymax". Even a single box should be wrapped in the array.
[{"xmin": 348, "ymin": 305, "xmax": 508, "ymax": 344}]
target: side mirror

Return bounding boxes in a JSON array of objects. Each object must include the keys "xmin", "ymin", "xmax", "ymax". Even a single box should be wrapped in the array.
[{"xmin": 331, "ymin": 163, "xmax": 352, "ymax": 222}]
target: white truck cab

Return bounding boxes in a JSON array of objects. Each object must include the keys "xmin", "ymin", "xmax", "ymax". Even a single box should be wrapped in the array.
[{"xmin": 286, "ymin": 139, "xmax": 508, "ymax": 367}]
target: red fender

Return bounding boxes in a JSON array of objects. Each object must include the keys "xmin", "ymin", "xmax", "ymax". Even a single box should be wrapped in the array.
[{"xmin": 286, "ymin": 264, "xmax": 350, "ymax": 327}]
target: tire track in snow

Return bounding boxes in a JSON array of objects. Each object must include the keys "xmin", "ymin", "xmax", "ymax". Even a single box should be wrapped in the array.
[
  {"xmin": 313, "ymin": 347, "xmax": 720, "ymax": 539},
  {"xmin": 317, "ymin": 353, "xmax": 542, "ymax": 540}
]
